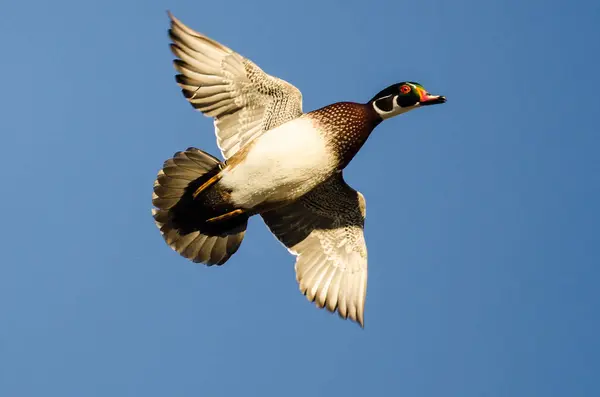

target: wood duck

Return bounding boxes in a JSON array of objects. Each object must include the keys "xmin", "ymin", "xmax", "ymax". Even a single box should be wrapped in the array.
[{"xmin": 153, "ymin": 12, "xmax": 446, "ymax": 327}]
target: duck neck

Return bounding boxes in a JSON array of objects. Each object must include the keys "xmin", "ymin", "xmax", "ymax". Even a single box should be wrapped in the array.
[{"xmin": 309, "ymin": 102, "xmax": 382, "ymax": 170}]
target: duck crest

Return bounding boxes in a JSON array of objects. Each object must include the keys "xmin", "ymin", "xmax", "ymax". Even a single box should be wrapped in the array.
[{"xmin": 308, "ymin": 102, "xmax": 382, "ymax": 169}]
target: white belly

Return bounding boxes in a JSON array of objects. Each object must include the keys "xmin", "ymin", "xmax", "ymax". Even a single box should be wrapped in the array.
[{"xmin": 219, "ymin": 117, "xmax": 336, "ymax": 208}]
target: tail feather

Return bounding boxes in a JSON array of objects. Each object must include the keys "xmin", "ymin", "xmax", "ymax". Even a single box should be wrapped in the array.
[{"xmin": 152, "ymin": 147, "xmax": 247, "ymax": 265}]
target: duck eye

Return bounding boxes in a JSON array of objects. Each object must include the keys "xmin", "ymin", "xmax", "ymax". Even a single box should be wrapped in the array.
[{"xmin": 400, "ymin": 85, "xmax": 411, "ymax": 94}]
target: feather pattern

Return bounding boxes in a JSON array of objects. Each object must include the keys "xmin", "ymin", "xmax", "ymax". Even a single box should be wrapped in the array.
[
  {"xmin": 261, "ymin": 173, "xmax": 368, "ymax": 327},
  {"xmin": 152, "ymin": 148, "xmax": 247, "ymax": 265},
  {"xmin": 168, "ymin": 12, "xmax": 303, "ymax": 160}
]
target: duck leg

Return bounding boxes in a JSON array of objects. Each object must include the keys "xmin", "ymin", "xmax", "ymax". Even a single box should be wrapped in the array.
[
  {"xmin": 192, "ymin": 173, "xmax": 222, "ymax": 199},
  {"xmin": 206, "ymin": 209, "xmax": 245, "ymax": 223}
]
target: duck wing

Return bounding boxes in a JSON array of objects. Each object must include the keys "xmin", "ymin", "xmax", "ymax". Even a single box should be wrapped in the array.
[
  {"xmin": 261, "ymin": 173, "xmax": 368, "ymax": 327},
  {"xmin": 168, "ymin": 12, "xmax": 304, "ymax": 160}
]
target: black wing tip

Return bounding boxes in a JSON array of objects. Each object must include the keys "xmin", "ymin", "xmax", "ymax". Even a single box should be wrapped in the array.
[
  {"xmin": 175, "ymin": 74, "xmax": 197, "ymax": 87},
  {"xmin": 168, "ymin": 29, "xmax": 182, "ymax": 47},
  {"xmin": 173, "ymin": 59, "xmax": 186, "ymax": 69}
]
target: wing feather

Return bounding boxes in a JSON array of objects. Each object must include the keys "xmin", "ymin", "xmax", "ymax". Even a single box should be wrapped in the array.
[
  {"xmin": 261, "ymin": 173, "xmax": 368, "ymax": 327},
  {"xmin": 168, "ymin": 13, "xmax": 303, "ymax": 159}
]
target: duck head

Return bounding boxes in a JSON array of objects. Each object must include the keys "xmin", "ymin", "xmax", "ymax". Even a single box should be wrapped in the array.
[{"xmin": 369, "ymin": 82, "xmax": 446, "ymax": 120}]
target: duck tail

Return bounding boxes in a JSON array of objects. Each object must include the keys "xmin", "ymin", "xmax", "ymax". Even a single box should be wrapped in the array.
[{"xmin": 152, "ymin": 147, "xmax": 248, "ymax": 265}]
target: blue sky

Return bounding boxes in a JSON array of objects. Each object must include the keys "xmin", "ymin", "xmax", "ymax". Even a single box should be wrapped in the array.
[{"xmin": 1, "ymin": 0, "xmax": 599, "ymax": 396}]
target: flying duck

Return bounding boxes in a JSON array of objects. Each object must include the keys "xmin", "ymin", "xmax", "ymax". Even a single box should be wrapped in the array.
[{"xmin": 152, "ymin": 12, "xmax": 446, "ymax": 327}]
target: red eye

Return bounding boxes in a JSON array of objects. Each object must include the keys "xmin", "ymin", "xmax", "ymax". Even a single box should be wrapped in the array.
[{"xmin": 400, "ymin": 85, "xmax": 411, "ymax": 94}]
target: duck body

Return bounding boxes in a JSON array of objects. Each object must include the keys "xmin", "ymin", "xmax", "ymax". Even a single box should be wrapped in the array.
[
  {"xmin": 218, "ymin": 102, "xmax": 379, "ymax": 211},
  {"xmin": 152, "ymin": 12, "xmax": 446, "ymax": 327},
  {"xmin": 218, "ymin": 116, "xmax": 336, "ymax": 210}
]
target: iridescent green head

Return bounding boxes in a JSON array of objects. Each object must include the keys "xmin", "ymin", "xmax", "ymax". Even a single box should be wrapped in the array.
[{"xmin": 370, "ymin": 81, "xmax": 446, "ymax": 119}]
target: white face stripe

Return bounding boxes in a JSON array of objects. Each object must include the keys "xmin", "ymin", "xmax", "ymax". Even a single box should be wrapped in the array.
[{"xmin": 372, "ymin": 94, "xmax": 419, "ymax": 120}]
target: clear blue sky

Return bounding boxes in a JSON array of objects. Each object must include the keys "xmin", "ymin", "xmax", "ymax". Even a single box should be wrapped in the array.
[{"xmin": 1, "ymin": 0, "xmax": 598, "ymax": 396}]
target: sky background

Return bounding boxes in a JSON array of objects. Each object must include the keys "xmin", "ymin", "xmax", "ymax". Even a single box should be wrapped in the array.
[{"xmin": 1, "ymin": 0, "xmax": 599, "ymax": 396}]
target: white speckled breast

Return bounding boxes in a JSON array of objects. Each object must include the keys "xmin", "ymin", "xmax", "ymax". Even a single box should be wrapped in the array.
[{"xmin": 219, "ymin": 117, "xmax": 337, "ymax": 209}]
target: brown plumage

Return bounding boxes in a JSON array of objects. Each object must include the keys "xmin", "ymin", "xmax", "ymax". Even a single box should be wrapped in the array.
[{"xmin": 308, "ymin": 102, "xmax": 382, "ymax": 169}]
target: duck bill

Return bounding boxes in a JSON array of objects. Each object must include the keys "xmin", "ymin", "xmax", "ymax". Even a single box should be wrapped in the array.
[{"xmin": 420, "ymin": 94, "xmax": 446, "ymax": 106}]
